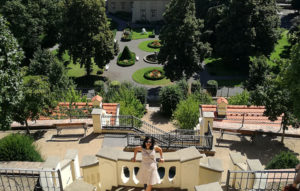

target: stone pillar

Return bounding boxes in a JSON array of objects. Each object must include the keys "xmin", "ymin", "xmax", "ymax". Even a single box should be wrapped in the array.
[
  {"xmin": 65, "ymin": 149, "xmax": 81, "ymax": 180},
  {"xmin": 200, "ymin": 112, "xmax": 214, "ymax": 135},
  {"xmin": 91, "ymin": 95, "xmax": 103, "ymax": 108},
  {"xmin": 92, "ymin": 109, "xmax": 103, "ymax": 133}
]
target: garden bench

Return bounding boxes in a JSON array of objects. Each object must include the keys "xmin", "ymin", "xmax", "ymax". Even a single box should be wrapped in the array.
[
  {"xmin": 218, "ymin": 128, "xmax": 257, "ymax": 144},
  {"xmin": 54, "ymin": 122, "xmax": 88, "ymax": 137}
]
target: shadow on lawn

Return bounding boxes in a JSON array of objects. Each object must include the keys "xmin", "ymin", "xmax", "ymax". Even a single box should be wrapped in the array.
[{"xmin": 73, "ymin": 75, "xmax": 107, "ymax": 88}]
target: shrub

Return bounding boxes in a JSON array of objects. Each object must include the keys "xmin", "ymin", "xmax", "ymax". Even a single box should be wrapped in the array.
[
  {"xmin": 266, "ymin": 151, "xmax": 299, "ymax": 169},
  {"xmin": 191, "ymin": 81, "xmax": 202, "ymax": 93},
  {"xmin": 121, "ymin": 30, "xmax": 132, "ymax": 41},
  {"xmin": 117, "ymin": 46, "xmax": 135, "ymax": 67},
  {"xmin": 144, "ymin": 68, "xmax": 165, "ymax": 80},
  {"xmin": 228, "ymin": 90, "xmax": 250, "ymax": 105},
  {"xmin": 176, "ymin": 79, "xmax": 189, "ymax": 99},
  {"xmin": 110, "ymin": 80, "xmax": 121, "ymax": 88},
  {"xmin": 206, "ymin": 80, "xmax": 218, "ymax": 96},
  {"xmin": 114, "ymin": 40, "xmax": 120, "ymax": 56},
  {"xmin": 159, "ymin": 85, "xmax": 184, "ymax": 117},
  {"xmin": 173, "ymin": 96, "xmax": 200, "ymax": 129},
  {"xmin": 0, "ymin": 134, "xmax": 43, "ymax": 162},
  {"xmin": 193, "ymin": 90, "xmax": 213, "ymax": 104},
  {"xmin": 134, "ymin": 86, "xmax": 148, "ymax": 105},
  {"xmin": 94, "ymin": 80, "xmax": 105, "ymax": 95},
  {"xmin": 110, "ymin": 87, "xmax": 145, "ymax": 118}
]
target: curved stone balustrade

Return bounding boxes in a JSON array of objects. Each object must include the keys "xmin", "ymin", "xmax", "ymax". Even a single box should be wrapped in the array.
[{"xmin": 81, "ymin": 147, "xmax": 224, "ymax": 191}]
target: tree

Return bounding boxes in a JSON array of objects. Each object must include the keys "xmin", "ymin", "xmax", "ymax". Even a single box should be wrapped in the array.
[
  {"xmin": 13, "ymin": 76, "xmax": 55, "ymax": 134},
  {"xmin": 0, "ymin": 134, "xmax": 43, "ymax": 162},
  {"xmin": 0, "ymin": 16, "xmax": 24, "ymax": 130},
  {"xmin": 215, "ymin": 0, "xmax": 280, "ymax": 65},
  {"xmin": 2, "ymin": 0, "xmax": 63, "ymax": 60},
  {"xmin": 120, "ymin": 46, "xmax": 132, "ymax": 60},
  {"xmin": 285, "ymin": 44, "xmax": 300, "ymax": 120},
  {"xmin": 158, "ymin": 0, "xmax": 211, "ymax": 81},
  {"xmin": 291, "ymin": 0, "xmax": 300, "ymax": 13},
  {"xmin": 173, "ymin": 92, "xmax": 212, "ymax": 129},
  {"xmin": 159, "ymin": 85, "xmax": 184, "ymax": 117},
  {"xmin": 228, "ymin": 90, "xmax": 250, "ymax": 105},
  {"xmin": 245, "ymin": 56, "xmax": 271, "ymax": 91},
  {"xmin": 60, "ymin": 0, "xmax": 114, "ymax": 75}
]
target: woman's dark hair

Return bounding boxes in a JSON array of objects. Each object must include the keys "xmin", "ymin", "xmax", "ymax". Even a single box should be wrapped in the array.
[
  {"xmin": 283, "ymin": 185, "xmax": 299, "ymax": 191},
  {"xmin": 142, "ymin": 136, "xmax": 155, "ymax": 150}
]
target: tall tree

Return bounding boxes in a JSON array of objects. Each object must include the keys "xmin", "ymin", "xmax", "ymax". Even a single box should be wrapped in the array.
[
  {"xmin": 158, "ymin": 0, "xmax": 211, "ymax": 81},
  {"xmin": 0, "ymin": 16, "xmax": 24, "ymax": 130},
  {"xmin": 291, "ymin": 0, "xmax": 300, "ymax": 13},
  {"xmin": 2, "ymin": 0, "xmax": 63, "ymax": 61},
  {"xmin": 215, "ymin": 0, "xmax": 280, "ymax": 65},
  {"xmin": 60, "ymin": 0, "xmax": 114, "ymax": 75},
  {"xmin": 13, "ymin": 76, "xmax": 55, "ymax": 134}
]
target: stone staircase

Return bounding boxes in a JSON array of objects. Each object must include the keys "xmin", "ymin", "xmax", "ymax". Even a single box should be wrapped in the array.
[{"xmin": 108, "ymin": 186, "xmax": 188, "ymax": 191}]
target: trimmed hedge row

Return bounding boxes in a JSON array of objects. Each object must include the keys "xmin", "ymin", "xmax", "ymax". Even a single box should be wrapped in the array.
[
  {"xmin": 117, "ymin": 52, "xmax": 136, "ymax": 67},
  {"xmin": 143, "ymin": 68, "xmax": 165, "ymax": 80}
]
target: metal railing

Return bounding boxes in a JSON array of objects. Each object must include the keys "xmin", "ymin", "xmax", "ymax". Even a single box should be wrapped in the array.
[
  {"xmin": 0, "ymin": 167, "xmax": 63, "ymax": 191},
  {"xmin": 102, "ymin": 115, "xmax": 213, "ymax": 150},
  {"xmin": 225, "ymin": 169, "xmax": 297, "ymax": 191}
]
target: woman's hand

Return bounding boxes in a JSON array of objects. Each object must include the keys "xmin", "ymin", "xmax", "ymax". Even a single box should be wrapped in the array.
[
  {"xmin": 159, "ymin": 158, "xmax": 164, "ymax": 163},
  {"xmin": 131, "ymin": 157, "xmax": 136, "ymax": 162}
]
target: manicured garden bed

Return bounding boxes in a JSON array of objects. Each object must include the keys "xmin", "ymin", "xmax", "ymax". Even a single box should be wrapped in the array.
[
  {"xmin": 132, "ymin": 67, "xmax": 171, "ymax": 85},
  {"xmin": 117, "ymin": 46, "xmax": 136, "ymax": 67},
  {"xmin": 138, "ymin": 40, "xmax": 161, "ymax": 52}
]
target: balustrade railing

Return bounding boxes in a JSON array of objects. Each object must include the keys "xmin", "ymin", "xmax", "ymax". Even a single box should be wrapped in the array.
[
  {"xmin": 225, "ymin": 169, "xmax": 297, "ymax": 191},
  {"xmin": 102, "ymin": 115, "xmax": 213, "ymax": 150},
  {"xmin": 0, "ymin": 167, "xmax": 63, "ymax": 191}
]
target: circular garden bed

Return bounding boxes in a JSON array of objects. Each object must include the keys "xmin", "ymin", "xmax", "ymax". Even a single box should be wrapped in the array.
[
  {"xmin": 138, "ymin": 40, "xmax": 162, "ymax": 52},
  {"xmin": 143, "ymin": 54, "xmax": 158, "ymax": 64},
  {"xmin": 132, "ymin": 67, "xmax": 171, "ymax": 85}
]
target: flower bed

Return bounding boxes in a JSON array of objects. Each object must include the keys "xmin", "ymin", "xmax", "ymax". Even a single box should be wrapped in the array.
[
  {"xmin": 144, "ymin": 68, "xmax": 165, "ymax": 80},
  {"xmin": 117, "ymin": 52, "xmax": 136, "ymax": 66},
  {"xmin": 121, "ymin": 30, "xmax": 132, "ymax": 41},
  {"xmin": 147, "ymin": 40, "xmax": 162, "ymax": 49}
]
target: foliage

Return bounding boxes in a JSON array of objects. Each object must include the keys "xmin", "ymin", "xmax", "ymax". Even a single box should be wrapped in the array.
[
  {"xmin": 173, "ymin": 91, "xmax": 212, "ymax": 129},
  {"xmin": 94, "ymin": 80, "xmax": 106, "ymax": 96},
  {"xmin": 191, "ymin": 81, "xmax": 202, "ymax": 93},
  {"xmin": 59, "ymin": 87, "xmax": 87, "ymax": 102},
  {"xmin": 114, "ymin": 40, "xmax": 120, "ymax": 56},
  {"xmin": 0, "ymin": 134, "xmax": 43, "ymax": 162},
  {"xmin": 110, "ymin": 87, "xmax": 145, "ymax": 118},
  {"xmin": 132, "ymin": 67, "xmax": 171, "ymax": 85},
  {"xmin": 121, "ymin": 29, "xmax": 132, "ymax": 41},
  {"xmin": 266, "ymin": 151, "xmax": 299, "ymax": 169},
  {"xmin": 28, "ymin": 48, "xmax": 53, "ymax": 76},
  {"xmin": 228, "ymin": 91, "xmax": 250, "ymax": 105},
  {"xmin": 176, "ymin": 79, "xmax": 189, "ymax": 99},
  {"xmin": 13, "ymin": 75, "xmax": 55, "ymax": 134},
  {"xmin": 144, "ymin": 69, "xmax": 165, "ymax": 80},
  {"xmin": 158, "ymin": 0, "xmax": 211, "ymax": 81},
  {"xmin": 206, "ymin": 80, "xmax": 218, "ymax": 96},
  {"xmin": 245, "ymin": 56, "xmax": 271, "ymax": 91},
  {"xmin": 159, "ymin": 85, "xmax": 184, "ymax": 117},
  {"xmin": 120, "ymin": 46, "xmax": 132, "ymax": 60},
  {"xmin": 214, "ymin": 0, "xmax": 280, "ymax": 65},
  {"xmin": 2, "ymin": 0, "xmax": 63, "ymax": 60},
  {"xmin": 133, "ymin": 86, "xmax": 148, "ymax": 105},
  {"xmin": 285, "ymin": 43, "xmax": 300, "ymax": 119},
  {"xmin": 60, "ymin": 0, "xmax": 114, "ymax": 75},
  {"xmin": 0, "ymin": 16, "xmax": 24, "ymax": 130}
]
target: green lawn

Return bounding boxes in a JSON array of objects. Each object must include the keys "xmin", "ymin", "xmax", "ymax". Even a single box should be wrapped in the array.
[
  {"xmin": 129, "ymin": 28, "xmax": 154, "ymax": 40},
  {"xmin": 138, "ymin": 40, "xmax": 161, "ymax": 52},
  {"xmin": 268, "ymin": 30, "xmax": 290, "ymax": 66},
  {"xmin": 132, "ymin": 67, "xmax": 171, "ymax": 85},
  {"xmin": 51, "ymin": 49, "xmax": 103, "ymax": 78}
]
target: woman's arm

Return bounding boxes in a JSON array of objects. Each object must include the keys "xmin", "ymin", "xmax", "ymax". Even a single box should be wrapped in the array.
[
  {"xmin": 155, "ymin": 146, "xmax": 164, "ymax": 162},
  {"xmin": 131, "ymin": 146, "xmax": 142, "ymax": 162}
]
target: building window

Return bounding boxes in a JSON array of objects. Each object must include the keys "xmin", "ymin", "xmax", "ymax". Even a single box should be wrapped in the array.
[
  {"xmin": 151, "ymin": 9, "xmax": 157, "ymax": 18},
  {"xmin": 140, "ymin": 9, "xmax": 146, "ymax": 20},
  {"xmin": 111, "ymin": 2, "xmax": 116, "ymax": 9},
  {"xmin": 121, "ymin": 2, "xmax": 125, "ymax": 10}
]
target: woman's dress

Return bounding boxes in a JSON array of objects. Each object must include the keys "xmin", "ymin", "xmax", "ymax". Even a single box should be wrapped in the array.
[{"xmin": 136, "ymin": 148, "xmax": 160, "ymax": 185}]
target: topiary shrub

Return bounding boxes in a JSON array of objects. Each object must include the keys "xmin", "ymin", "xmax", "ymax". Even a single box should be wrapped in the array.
[
  {"xmin": 159, "ymin": 85, "xmax": 184, "ymax": 117},
  {"xmin": 191, "ymin": 81, "xmax": 202, "ymax": 93},
  {"xmin": 144, "ymin": 68, "xmax": 165, "ymax": 80},
  {"xmin": 0, "ymin": 134, "xmax": 43, "ymax": 162},
  {"xmin": 176, "ymin": 79, "xmax": 189, "ymax": 99},
  {"xmin": 206, "ymin": 80, "xmax": 218, "ymax": 96},
  {"xmin": 266, "ymin": 151, "xmax": 299, "ymax": 169},
  {"xmin": 117, "ymin": 46, "xmax": 135, "ymax": 67}
]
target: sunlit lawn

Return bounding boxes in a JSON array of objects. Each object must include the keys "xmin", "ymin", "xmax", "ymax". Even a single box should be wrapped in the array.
[
  {"xmin": 267, "ymin": 30, "xmax": 290, "ymax": 66},
  {"xmin": 130, "ymin": 28, "xmax": 155, "ymax": 40},
  {"xmin": 132, "ymin": 67, "xmax": 171, "ymax": 85},
  {"xmin": 138, "ymin": 40, "xmax": 161, "ymax": 52}
]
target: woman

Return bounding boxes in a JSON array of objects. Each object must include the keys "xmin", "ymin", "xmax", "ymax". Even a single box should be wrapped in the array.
[{"xmin": 131, "ymin": 136, "xmax": 164, "ymax": 191}]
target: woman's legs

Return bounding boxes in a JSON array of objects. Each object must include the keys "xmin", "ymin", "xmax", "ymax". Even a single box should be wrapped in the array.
[{"xmin": 145, "ymin": 184, "xmax": 152, "ymax": 191}]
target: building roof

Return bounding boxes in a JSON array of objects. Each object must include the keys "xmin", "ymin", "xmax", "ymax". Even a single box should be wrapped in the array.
[
  {"xmin": 217, "ymin": 97, "xmax": 228, "ymax": 104},
  {"xmin": 201, "ymin": 104, "xmax": 282, "ymax": 129},
  {"xmin": 91, "ymin": 95, "xmax": 102, "ymax": 102}
]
